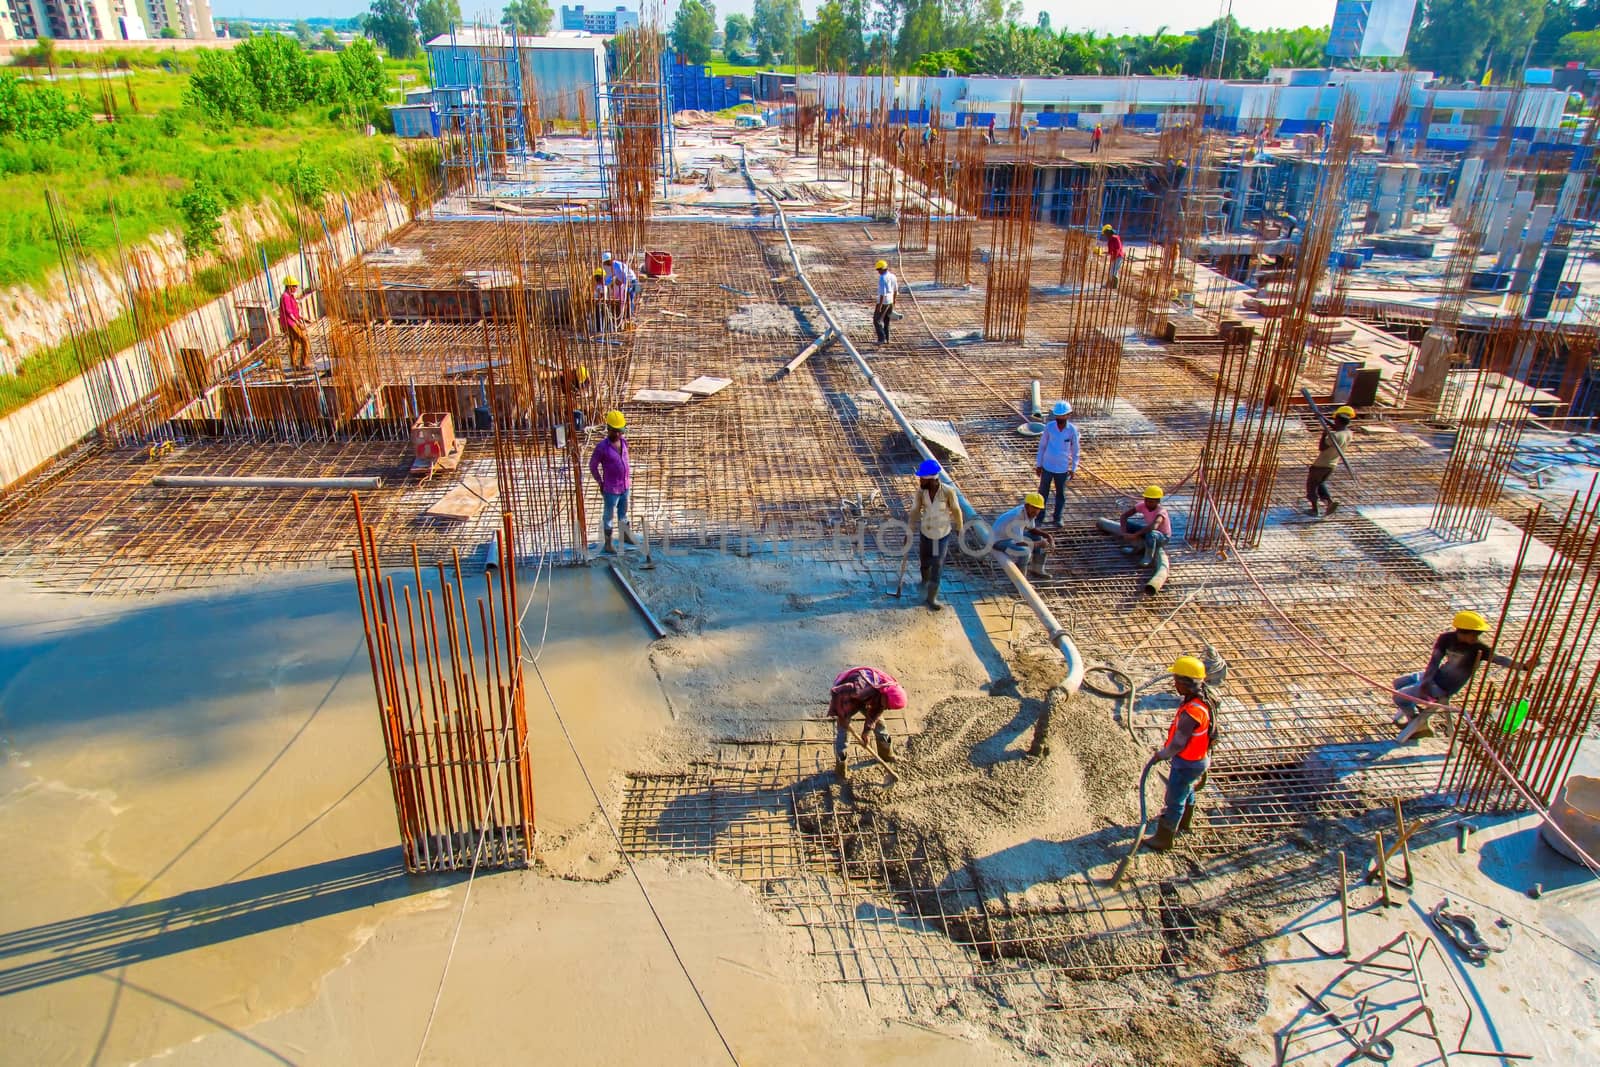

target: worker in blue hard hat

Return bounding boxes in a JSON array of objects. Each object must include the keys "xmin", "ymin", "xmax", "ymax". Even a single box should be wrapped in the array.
[{"xmin": 908, "ymin": 458, "xmax": 962, "ymax": 611}]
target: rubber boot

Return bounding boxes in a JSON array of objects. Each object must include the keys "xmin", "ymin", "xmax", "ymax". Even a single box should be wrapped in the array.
[
  {"xmin": 602, "ymin": 529, "xmax": 616, "ymax": 554},
  {"xmin": 834, "ymin": 757, "xmax": 848, "ymax": 779},
  {"xmin": 925, "ymin": 577, "xmax": 945, "ymax": 611},
  {"xmin": 622, "ymin": 521, "xmax": 642, "ymax": 546},
  {"xmin": 875, "ymin": 735, "xmax": 896, "ymax": 764},
  {"xmin": 1143, "ymin": 820, "xmax": 1178, "ymax": 853},
  {"xmin": 1325, "ymin": 500, "xmax": 1339, "ymax": 516},
  {"xmin": 1178, "ymin": 803, "xmax": 1196, "ymax": 835}
]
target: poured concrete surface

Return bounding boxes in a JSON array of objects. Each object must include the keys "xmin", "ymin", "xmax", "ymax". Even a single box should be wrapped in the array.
[{"xmin": 0, "ymin": 565, "xmax": 1021, "ymax": 1065}]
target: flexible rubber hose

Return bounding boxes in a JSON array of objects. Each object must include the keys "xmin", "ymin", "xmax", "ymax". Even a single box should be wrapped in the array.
[{"xmin": 1134, "ymin": 754, "xmax": 1158, "ymax": 831}]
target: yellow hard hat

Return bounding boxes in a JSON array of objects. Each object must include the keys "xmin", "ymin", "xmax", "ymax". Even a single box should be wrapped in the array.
[
  {"xmin": 1171, "ymin": 655, "xmax": 1207, "ymax": 680},
  {"xmin": 1101, "ymin": 224, "xmax": 1114, "ymax": 234},
  {"xmin": 576, "ymin": 364, "xmax": 590, "ymax": 384},
  {"xmin": 604, "ymin": 410, "xmax": 626, "ymax": 430},
  {"xmin": 1024, "ymin": 491, "xmax": 1045, "ymax": 509},
  {"xmin": 593, "ymin": 267, "xmax": 605, "ymax": 277},
  {"xmin": 1453, "ymin": 610, "xmax": 1490, "ymax": 632},
  {"xmin": 283, "ymin": 276, "xmax": 298, "ymax": 288},
  {"xmin": 875, "ymin": 259, "xmax": 888, "ymax": 270},
  {"xmin": 1143, "ymin": 485, "xmax": 1164, "ymax": 500},
  {"xmin": 1334, "ymin": 405, "xmax": 1356, "ymax": 419}
]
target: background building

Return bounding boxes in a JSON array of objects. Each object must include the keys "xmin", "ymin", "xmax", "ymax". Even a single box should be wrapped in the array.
[
  {"xmin": 559, "ymin": 4, "xmax": 636, "ymax": 35},
  {"xmin": 1, "ymin": 0, "xmax": 208, "ymax": 37},
  {"xmin": 141, "ymin": 0, "xmax": 212, "ymax": 39}
]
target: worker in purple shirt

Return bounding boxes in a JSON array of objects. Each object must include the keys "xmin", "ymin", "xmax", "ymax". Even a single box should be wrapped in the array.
[{"xmin": 589, "ymin": 409, "xmax": 634, "ymax": 554}]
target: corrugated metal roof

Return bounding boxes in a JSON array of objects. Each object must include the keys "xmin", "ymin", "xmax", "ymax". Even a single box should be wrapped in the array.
[{"xmin": 425, "ymin": 28, "xmax": 607, "ymax": 51}]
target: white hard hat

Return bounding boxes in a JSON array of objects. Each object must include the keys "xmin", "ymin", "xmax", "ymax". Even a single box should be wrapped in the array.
[{"xmin": 601, "ymin": 251, "xmax": 613, "ymax": 262}]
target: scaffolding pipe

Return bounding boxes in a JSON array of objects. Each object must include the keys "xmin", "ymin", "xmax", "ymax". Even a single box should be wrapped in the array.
[
  {"xmin": 759, "ymin": 187, "xmax": 1086, "ymax": 694},
  {"xmin": 152, "ymin": 475, "xmax": 383, "ymax": 490}
]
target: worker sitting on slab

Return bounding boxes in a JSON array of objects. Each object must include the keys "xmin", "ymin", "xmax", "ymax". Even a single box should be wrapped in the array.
[
  {"xmin": 873, "ymin": 259, "xmax": 899, "ymax": 344},
  {"xmin": 1307, "ymin": 405, "xmax": 1355, "ymax": 516},
  {"xmin": 589, "ymin": 410, "xmax": 634, "ymax": 554},
  {"xmin": 1101, "ymin": 225, "xmax": 1125, "ymax": 290},
  {"xmin": 908, "ymin": 459, "xmax": 963, "ymax": 611},
  {"xmin": 1144, "ymin": 655, "xmax": 1214, "ymax": 852},
  {"xmin": 1116, "ymin": 486, "xmax": 1171, "ymax": 567},
  {"xmin": 278, "ymin": 277, "xmax": 311, "ymax": 371},
  {"xmin": 828, "ymin": 666, "xmax": 906, "ymax": 778},
  {"xmin": 1392, "ymin": 611, "xmax": 1537, "ymax": 742},
  {"xmin": 992, "ymin": 492, "xmax": 1054, "ymax": 579},
  {"xmin": 1034, "ymin": 400, "xmax": 1080, "ymax": 527}
]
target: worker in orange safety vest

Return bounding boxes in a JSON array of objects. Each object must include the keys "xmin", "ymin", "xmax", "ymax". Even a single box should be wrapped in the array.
[{"xmin": 1144, "ymin": 655, "xmax": 1213, "ymax": 852}]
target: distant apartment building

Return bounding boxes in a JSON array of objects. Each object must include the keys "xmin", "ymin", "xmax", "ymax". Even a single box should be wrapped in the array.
[
  {"xmin": 3, "ymin": 0, "xmax": 145, "ymax": 38},
  {"xmin": 0, "ymin": 0, "xmax": 217, "ymax": 37},
  {"xmin": 142, "ymin": 0, "xmax": 213, "ymax": 40},
  {"xmin": 559, "ymin": 4, "xmax": 636, "ymax": 35}
]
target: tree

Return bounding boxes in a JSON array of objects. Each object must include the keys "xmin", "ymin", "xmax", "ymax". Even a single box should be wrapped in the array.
[
  {"xmin": 671, "ymin": 0, "xmax": 717, "ymax": 65},
  {"xmin": 223, "ymin": 20, "xmax": 254, "ymax": 39},
  {"xmin": 1255, "ymin": 26, "xmax": 1329, "ymax": 69},
  {"xmin": 294, "ymin": 20, "xmax": 315, "ymax": 47},
  {"xmin": 0, "ymin": 71, "xmax": 90, "ymax": 140},
  {"xmin": 1558, "ymin": 28, "xmax": 1600, "ymax": 65},
  {"xmin": 186, "ymin": 47, "xmax": 259, "ymax": 118},
  {"xmin": 724, "ymin": 13, "xmax": 752, "ymax": 62},
  {"xmin": 318, "ymin": 27, "xmax": 342, "ymax": 50},
  {"xmin": 908, "ymin": 47, "xmax": 976, "ymax": 75},
  {"xmin": 158, "ymin": 26, "xmax": 179, "ymax": 39},
  {"xmin": 501, "ymin": 0, "xmax": 553, "ymax": 35},
  {"xmin": 752, "ymin": 0, "xmax": 803, "ymax": 66},
  {"xmin": 1408, "ymin": 0, "xmax": 1547, "ymax": 82},
  {"xmin": 178, "ymin": 178, "xmax": 226, "ymax": 257},
  {"xmin": 339, "ymin": 37, "xmax": 389, "ymax": 100},
  {"xmin": 367, "ymin": 0, "xmax": 419, "ymax": 57},
  {"xmin": 416, "ymin": 0, "xmax": 460, "ymax": 42},
  {"xmin": 1184, "ymin": 17, "xmax": 1264, "ymax": 79},
  {"xmin": 972, "ymin": 24, "xmax": 1060, "ymax": 76}
]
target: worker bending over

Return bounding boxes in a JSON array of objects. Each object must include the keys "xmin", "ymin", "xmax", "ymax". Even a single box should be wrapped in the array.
[
  {"xmin": 874, "ymin": 259, "xmax": 899, "ymax": 343},
  {"xmin": 1307, "ymin": 405, "xmax": 1355, "ymax": 516},
  {"xmin": 590, "ymin": 267, "xmax": 611, "ymax": 332},
  {"xmin": 993, "ymin": 492, "xmax": 1054, "ymax": 578},
  {"xmin": 908, "ymin": 459, "xmax": 962, "ymax": 611},
  {"xmin": 1117, "ymin": 485, "xmax": 1171, "ymax": 566},
  {"xmin": 828, "ymin": 666, "xmax": 906, "ymax": 778},
  {"xmin": 278, "ymin": 277, "xmax": 311, "ymax": 371},
  {"xmin": 1034, "ymin": 400, "xmax": 1080, "ymax": 526},
  {"xmin": 1393, "ymin": 610, "xmax": 1537, "ymax": 742},
  {"xmin": 608, "ymin": 253, "xmax": 639, "ymax": 317},
  {"xmin": 1101, "ymin": 225, "xmax": 1124, "ymax": 289},
  {"xmin": 589, "ymin": 410, "xmax": 633, "ymax": 554},
  {"xmin": 1144, "ymin": 655, "xmax": 1214, "ymax": 852}
]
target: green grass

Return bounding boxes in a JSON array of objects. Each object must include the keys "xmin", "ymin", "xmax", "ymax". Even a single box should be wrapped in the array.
[
  {"xmin": 704, "ymin": 53, "xmax": 813, "ymax": 76},
  {"xmin": 0, "ymin": 48, "xmax": 430, "ymax": 417},
  {"xmin": 0, "ymin": 233, "xmax": 307, "ymax": 415}
]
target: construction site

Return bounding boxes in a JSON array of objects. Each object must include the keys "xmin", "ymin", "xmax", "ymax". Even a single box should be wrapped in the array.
[{"xmin": 3, "ymin": 23, "xmax": 1600, "ymax": 1067}]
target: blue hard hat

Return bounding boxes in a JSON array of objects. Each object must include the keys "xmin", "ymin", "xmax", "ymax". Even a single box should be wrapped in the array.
[
  {"xmin": 916, "ymin": 459, "xmax": 942, "ymax": 478},
  {"xmin": 1051, "ymin": 400, "xmax": 1072, "ymax": 417}
]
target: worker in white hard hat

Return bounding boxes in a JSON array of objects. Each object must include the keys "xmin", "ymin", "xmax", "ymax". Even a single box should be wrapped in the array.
[
  {"xmin": 873, "ymin": 259, "xmax": 898, "ymax": 344},
  {"xmin": 608, "ymin": 254, "xmax": 639, "ymax": 318},
  {"xmin": 1306, "ymin": 405, "xmax": 1355, "ymax": 517},
  {"xmin": 278, "ymin": 276, "xmax": 311, "ymax": 371},
  {"xmin": 1034, "ymin": 400, "xmax": 1080, "ymax": 526},
  {"xmin": 991, "ymin": 492, "xmax": 1054, "ymax": 579},
  {"xmin": 589, "ymin": 410, "xmax": 635, "ymax": 553}
]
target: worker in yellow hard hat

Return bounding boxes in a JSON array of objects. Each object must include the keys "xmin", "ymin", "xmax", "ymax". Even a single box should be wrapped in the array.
[
  {"xmin": 589, "ymin": 410, "xmax": 635, "ymax": 554},
  {"xmin": 278, "ymin": 276, "xmax": 310, "ymax": 371},
  {"xmin": 1116, "ymin": 485, "xmax": 1171, "ymax": 566},
  {"xmin": 873, "ymin": 258, "xmax": 898, "ymax": 344},
  {"xmin": 991, "ymin": 491, "xmax": 1054, "ymax": 578},
  {"xmin": 590, "ymin": 267, "xmax": 612, "ymax": 332},
  {"xmin": 1307, "ymin": 404, "xmax": 1356, "ymax": 517},
  {"xmin": 1392, "ymin": 610, "xmax": 1537, "ymax": 742},
  {"xmin": 1101, "ymin": 224, "xmax": 1124, "ymax": 289},
  {"xmin": 1143, "ymin": 654, "xmax": 1214, "ymax": 852}
]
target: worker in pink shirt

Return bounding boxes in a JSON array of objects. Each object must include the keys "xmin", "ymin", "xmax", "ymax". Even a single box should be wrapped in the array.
[
  {"xmin": 278, "ymin": 276, "xmax": 310, "ymax": 370},
  {"xmin": 1117, "ymin": 485, "xmax": 1171, "ymax": 566}
]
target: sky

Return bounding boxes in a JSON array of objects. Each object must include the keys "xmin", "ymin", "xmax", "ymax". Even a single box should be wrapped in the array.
[{"xmin": 213, "ymin": 0, "xmax": 1340, "ymax": 37}]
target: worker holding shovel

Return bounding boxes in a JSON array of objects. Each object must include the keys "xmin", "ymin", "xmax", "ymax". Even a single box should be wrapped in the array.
[{"xmin": 827, "ymin": 666, "xmax": 905, "ymax": 780}]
